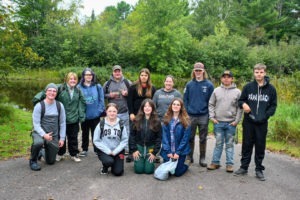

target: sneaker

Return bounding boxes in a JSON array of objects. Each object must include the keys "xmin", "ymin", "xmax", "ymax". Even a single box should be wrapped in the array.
[
  {"xmin": 71, "ymin": 156, "xmax": 81, "ymax": 162},
  {"xmin": 199, "ymin": 158, "xmax": 207, "ymax": 167},
  {"xmin": 79, "ymin": 151, "xmax": 88, "ymax": 157},
  {"xmin": 255, "ymin": 170, "xmax": 266, "ymax": 181},
  {"xmin": 234, "ymin": 168, "xmax": 248, "ymax": 176},
  {"xmin": 29, "ymin": 160, "xmax": 41, "ymax": 171},
  {"xmin": 207, "ymin": 163, "xmax": 221, "ymax": 170},
  {"xmin": 100, "ymin": 167, "xmax": 108, "ymax": 175},
  {"xmin": 56, "ymin": 155, "xmax": 63, "ymax": 162},
  {"xmin": 226, "ymin": 165, "xmax": 234, "ymax": 173}
]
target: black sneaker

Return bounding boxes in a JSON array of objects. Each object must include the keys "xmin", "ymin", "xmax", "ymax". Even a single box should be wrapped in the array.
[
  {"xmin": 29, "ymin": 160, "xmax": 41, "ymax": 171},
  {"xmin": 234, "ymin": 168, "xmax": 248, "ymax": 176},
  {"xmin": 255, "ymin": 170, "xmax": 266, "ymax": 181},
  {"xmin": 100, "ymin": 167, "xmax": 108, "ymax": 175}
]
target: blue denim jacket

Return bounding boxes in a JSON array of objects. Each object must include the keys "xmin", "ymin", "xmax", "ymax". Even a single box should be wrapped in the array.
[{"xmin": 160, "ymin": 119, "xmax": 191, "ymax": 161}]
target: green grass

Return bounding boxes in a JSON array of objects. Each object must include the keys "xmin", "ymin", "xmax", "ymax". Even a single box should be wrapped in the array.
[{"xmin": 0, "ymin": 106, "xmax": 32, "ymax": 160}]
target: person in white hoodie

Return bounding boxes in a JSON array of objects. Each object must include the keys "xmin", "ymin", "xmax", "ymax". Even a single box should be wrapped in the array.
[
  {"xmin": 207, "ymin": 70, "xmax": 243, "ymax": 173},
  {"xmin": 93, "ymin": 103, "xmax": 128, "ymax": 176}
]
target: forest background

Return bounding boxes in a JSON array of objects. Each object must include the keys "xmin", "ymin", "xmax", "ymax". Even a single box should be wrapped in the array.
[{"xmin": 0, "ymin": 0, "xmax": 299, "ymax": 159}]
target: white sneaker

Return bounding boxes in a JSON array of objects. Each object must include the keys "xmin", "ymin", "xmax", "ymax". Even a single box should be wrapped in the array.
[
  {"xmin": 56, "ymin": 155, "xmax": 63, "ymax": 162},
  {"xmin": 71, "ymin": 156, "xmax": 81, "ymax": 162}
]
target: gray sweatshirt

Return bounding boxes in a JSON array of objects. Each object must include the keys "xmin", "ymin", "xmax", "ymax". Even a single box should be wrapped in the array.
[
  {"xmin": 93, "ymin": 118, "xmax": 128, "ymax": 155},
  {"xmin": 103, "ymin": 76, "xmax": 132, "ymax": 114},
  {"xmin": 32, "ymin": 100, "xmax": 66, "ymax": 140},
  {"xmin": 209, "ymin": 83, "xmax": 243, "ymax": 124},
  {"xmin": 153, "ymin": 88, "xmax": 182, "ymax": 120}
]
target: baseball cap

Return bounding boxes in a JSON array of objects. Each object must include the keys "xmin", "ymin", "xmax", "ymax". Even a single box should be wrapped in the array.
[
  {"xmin": 221, "ymin": 70, "xmax": 233, "ymax": 77},
  {"xmin": 112, "ymin": 65, "xmax": 122, "ymax": 71},
  {"xmin": 194, "ymin": 62, "xmax": 205, "ymax": 70}
]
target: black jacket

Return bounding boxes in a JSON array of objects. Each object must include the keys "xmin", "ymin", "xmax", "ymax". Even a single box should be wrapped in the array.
[
  {"xmin": 129, "ymin": 119, "xmax": 161, "ymax": 155},
  {"xmin": 238, "ymin": 76, "xmax": 277, "ymax": 124}
]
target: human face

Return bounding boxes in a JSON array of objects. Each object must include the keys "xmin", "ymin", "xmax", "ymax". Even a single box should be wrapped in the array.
[
  {"xmin": 221, "ymin": 75, "xmax": 233, "ymax": 87},
  {"xmin": 140, "ymin": 72, "xmax": 149, "ymax": 84},
  {"xmin": 113, "ymin": 69, "xmax": 123, "ymax": 80},
  {"xmin": 106, "ymin": 106, "xmax": 118, "ymax": 120},
  {"xmin": 194, "ymin": 69, "xmax": 204, "ymax": 79},
  {"xmin": 68, "ymin": 75, "xmax": 78, "ymax": 88},
  {"xmin": 254, "ymin": 69, "xmax": 266, "ymax": 83},
  {"xmin": 84, "ymin": 71, "xmax": 93, "ymax": 83},
  {"xmin": 143, "ymin": 102, "xmax": 153, "ymax": 116},
  {"xmin": 164, "ymin": 77, "xmax": 174, "ymax": 91},
  {"xmin": 45, "ymin": 89, "xmax": 57, "ymax": 100},
  {"xmin": 172, "ymin": 100, "xmax": 181, "ymax": 113}
]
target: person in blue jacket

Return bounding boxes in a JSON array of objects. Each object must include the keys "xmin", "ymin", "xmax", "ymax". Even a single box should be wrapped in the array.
[
  {"xmin": 78, "ymin": 68, "xmax": 105, "ymax": 157},
  {"xmin": 183, "ymin": 62, "xmax": 214, "ymax": 167},
  {"xmin": 161, "ymin": 97, "xmax": 191, "ymax": 177}
]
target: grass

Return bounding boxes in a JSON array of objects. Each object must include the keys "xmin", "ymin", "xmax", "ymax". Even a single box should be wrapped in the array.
[{"xmin": 0, "ymin": 106, "xmax": 32, "ymax": 160}]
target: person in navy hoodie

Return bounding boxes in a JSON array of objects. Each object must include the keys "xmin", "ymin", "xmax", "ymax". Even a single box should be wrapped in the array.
[
  {"xmin": 183, "ymin": 62, "xmax": 214, "ymax": 167},
  {"xmin": 78, "ymin": 68, "xmax": 105, "ymax": 157},
  {"xmin": 161, "ymin": 97, "xmax": 191, "ymax": 177},
  {"xmin": 234, "ymin": 63, "xmax": 277, "ymax": 181}
]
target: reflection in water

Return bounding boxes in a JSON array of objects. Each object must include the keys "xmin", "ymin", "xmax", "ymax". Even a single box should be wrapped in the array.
[{"xmin": 1, "ymin": 80, "xmax": 56, "ymax": 111}]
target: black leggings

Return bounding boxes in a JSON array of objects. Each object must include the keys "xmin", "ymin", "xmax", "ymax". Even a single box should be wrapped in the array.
[{"xmin": 97, "ymin": 149, "xmax": 125, "ymax": 176}]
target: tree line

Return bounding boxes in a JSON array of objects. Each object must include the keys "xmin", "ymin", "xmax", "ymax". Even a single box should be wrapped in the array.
[{"xmin": 0, "ymin": 0, "xmax": 299, "ymax": 82}]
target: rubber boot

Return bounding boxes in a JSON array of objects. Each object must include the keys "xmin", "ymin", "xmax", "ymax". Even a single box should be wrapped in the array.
[
  {"xmin": 199, "ymin": 143, "xmax": 207, "ymax": 167},
  {"xmin": 188, "ymin": 140, "xmax": 195, "ymax": 163}
]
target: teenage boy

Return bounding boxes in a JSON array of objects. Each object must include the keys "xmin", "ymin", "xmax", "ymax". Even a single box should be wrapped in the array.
[
  {"xmin": 207, "ymin": 70, "xmax": 243, "ymax": 172},
  {"xmin": 234, "ymin": 63, "xmax": 277, "ymax": 181}
]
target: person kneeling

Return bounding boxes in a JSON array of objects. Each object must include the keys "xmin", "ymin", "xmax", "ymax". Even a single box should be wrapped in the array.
[{"xmin": 93, "ymin": 103, "xmax": 128, "ymax": 176}]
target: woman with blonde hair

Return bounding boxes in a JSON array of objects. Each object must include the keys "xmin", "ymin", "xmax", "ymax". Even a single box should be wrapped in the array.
[{"xmin": 160, "ymin": 97, "xmax": 191, "ymax": 177}]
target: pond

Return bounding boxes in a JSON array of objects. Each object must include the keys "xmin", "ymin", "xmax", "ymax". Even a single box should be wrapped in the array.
[{"xmin": 1, "ymin": 80, "xmax": 54, "ymax": 111}]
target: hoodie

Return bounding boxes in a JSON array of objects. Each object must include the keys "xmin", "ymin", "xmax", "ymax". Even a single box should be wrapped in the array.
[
  {"xmin": 209, "ymin": 83, "xmax": 243, "ymax": 124},
  {"xmin": 238, "ymin": 76, "xmax": 277, "ymax": 124}
]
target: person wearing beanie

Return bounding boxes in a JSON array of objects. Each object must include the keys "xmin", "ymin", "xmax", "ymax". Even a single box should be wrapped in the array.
[
  {"xmin": 183, "ymin": 62, "xmax": 214, "ymax": 167},
  {"xmin": 29, "ymin": 83, "xmax": 66, "ymax": 171},
  {"xmin": 207, "ymin": 70, "xmax": 243, "ymax": 173}
]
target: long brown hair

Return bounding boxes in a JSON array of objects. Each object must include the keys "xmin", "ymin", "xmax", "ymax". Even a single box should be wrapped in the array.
[
  {"xmin": 134, "ymin": 99, "xmax": 161, "ymax": 132},
  {"xmin": 135, "ymin": 68, "xmax": 153, "ymax": 97},
  {"xmin": 163, "ymin": 98, "xmax": 190, "ymax": 128}
]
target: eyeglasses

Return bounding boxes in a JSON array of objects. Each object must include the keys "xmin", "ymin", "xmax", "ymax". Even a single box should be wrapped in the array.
[{"xmin": 84, "ymin": 74, "xmax": 92, "ymax": 76}]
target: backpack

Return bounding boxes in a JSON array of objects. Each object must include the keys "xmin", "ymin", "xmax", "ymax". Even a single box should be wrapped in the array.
[
  {"xmin": 99, "ymin": 119, "xmax": 125, "ymax": 139},
  {"xmin": 105, "ymin": 79, "xmax": 130, "ymax": 94},
  {"xmin": 39, "ymin": 100, "xmax": 61, "ymax": 120},
  {"xmin": 32, "ymin": 84, "xmax": 64, "ymax": 106}
]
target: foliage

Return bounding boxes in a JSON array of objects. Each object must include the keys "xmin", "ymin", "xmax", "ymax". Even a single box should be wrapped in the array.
[{"xmin": 0, "ymin": 106, "xmax": 32, "ymax": 160}]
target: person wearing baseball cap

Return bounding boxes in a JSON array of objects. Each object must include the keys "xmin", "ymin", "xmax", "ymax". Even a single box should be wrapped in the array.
[
  {"xmin": 207, "ymin": 70, "xmax": 243, "ymax": 172},
  {"xmin": 183, "ymin": 62, "xmax": 214, "ymax": 167}
]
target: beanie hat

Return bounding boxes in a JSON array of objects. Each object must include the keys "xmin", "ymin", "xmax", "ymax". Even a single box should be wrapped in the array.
[{"xmin": 45, "ymin": 83, "xmax": 58, "ymax": 92}]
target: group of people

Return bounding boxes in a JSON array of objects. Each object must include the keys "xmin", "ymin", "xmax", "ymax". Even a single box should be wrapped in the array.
[{"xmin": 29, "ymin": 62, "xmax": 277, "ymax": 181}]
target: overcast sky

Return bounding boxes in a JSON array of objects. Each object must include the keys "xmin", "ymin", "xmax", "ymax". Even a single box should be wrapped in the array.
[{"xmin": 80, "ymin": 0, "xmax": 139, "ymax": 16}]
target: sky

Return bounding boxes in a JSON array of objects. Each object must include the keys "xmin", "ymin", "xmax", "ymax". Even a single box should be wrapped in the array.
[{"xmin": 80, "ymin": 0, "xmax": 139, "ymax": 17}]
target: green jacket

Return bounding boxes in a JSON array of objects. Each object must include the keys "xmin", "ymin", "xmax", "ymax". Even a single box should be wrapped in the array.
[{"xmin": 56, "ymin": 83, "xmax": 86, "ymax": 124}]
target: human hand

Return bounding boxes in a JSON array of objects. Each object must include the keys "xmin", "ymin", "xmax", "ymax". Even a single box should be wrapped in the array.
[
  {"xmin": 133, "ymin": 151, "xmax": 141, "ymax": 160},
  {"xmin": 167, "ymin": 153, "xmax": 173, "ymax": 159},
  {"xmin": 130, "ymin": 114, "xmax": 135, "ymax": 121},
  {"xmin": 121, "ymin": 90, "xmax": 128, "ymax": 96},
  {"xmin": 211, "ymin": 118, "xmax": 219, "ymax": 124},
  {"xmin": 148, "ymin": 153, "xmax": 155, "ymax": 163},
  {"xmin": 242, "ymin": 103, "xmax": 251, "ymax": 113},
  {"xmin": 58, "ymin": 140, "xmax": 64, "ymax": 147},
  {"xmin": 173, "ymin": 153, "xmax": 179, "ymax": 160},
  {"xmin": 44, "ymin": 132, "xmax": 53, "ymax": 141}
]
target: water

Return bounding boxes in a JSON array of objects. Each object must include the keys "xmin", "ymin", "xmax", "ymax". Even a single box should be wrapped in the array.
[{"xmin": 1, "ymin": 80, "xmax": 52, "ymax": 111}]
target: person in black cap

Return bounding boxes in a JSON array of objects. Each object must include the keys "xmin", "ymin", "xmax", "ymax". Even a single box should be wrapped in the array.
[{"xmin": 207, "ymin": 70, "xmax": 243, "ymax": 172}]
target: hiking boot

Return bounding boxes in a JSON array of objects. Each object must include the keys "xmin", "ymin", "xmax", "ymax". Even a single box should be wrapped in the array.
[
  {"xmin": 71, "ymin": 156, "xmax": 81, "ymax": 162},
  {"xmin": 79, "ymin": 151, "xmax": 88, "ymax": 157},
  {"xmin": 199, "ymin": 158, "xmax": 207, "ymax": 167},
  {"xmin": 29, "ymin": 160, "xmax": 41, "ymax": 171},
  {"xmin": 126, "ymin": 154, "xmax": 133, "ymax": 163},
  {"xmin": 256, "ymin": 170, "xmax": 266, "ymax": 181},
  {"xmin": 100, "ymin": 167, "xmax": 108, "ymax": 175},
  {"xmin": 56, "ymin": 155, "xmax": 63, "ymax": 162},
  {"xmin": 38, "ymin": 149, "xmax": 45, "ymax": 162},
  {"xmin": 226, "ymin": 165, "xmax": 234, "ymax": 173},
  {"xmin": 234, "ymin": 168, "xmax": 248, "ymax": 176},
  {"xmin": 207, "ymin": 163, "xmax": 221, "ymax": 170}
]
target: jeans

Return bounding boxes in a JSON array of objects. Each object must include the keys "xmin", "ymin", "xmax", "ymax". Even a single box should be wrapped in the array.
[{"xmin": 211, "ymin": 122, "xmax": 236, "ymax": 166}]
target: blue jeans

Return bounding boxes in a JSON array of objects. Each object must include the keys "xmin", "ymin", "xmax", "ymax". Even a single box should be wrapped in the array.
[{"xmin": 212, "ymin": 122, "xmax": 236, "ymax": 166}]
